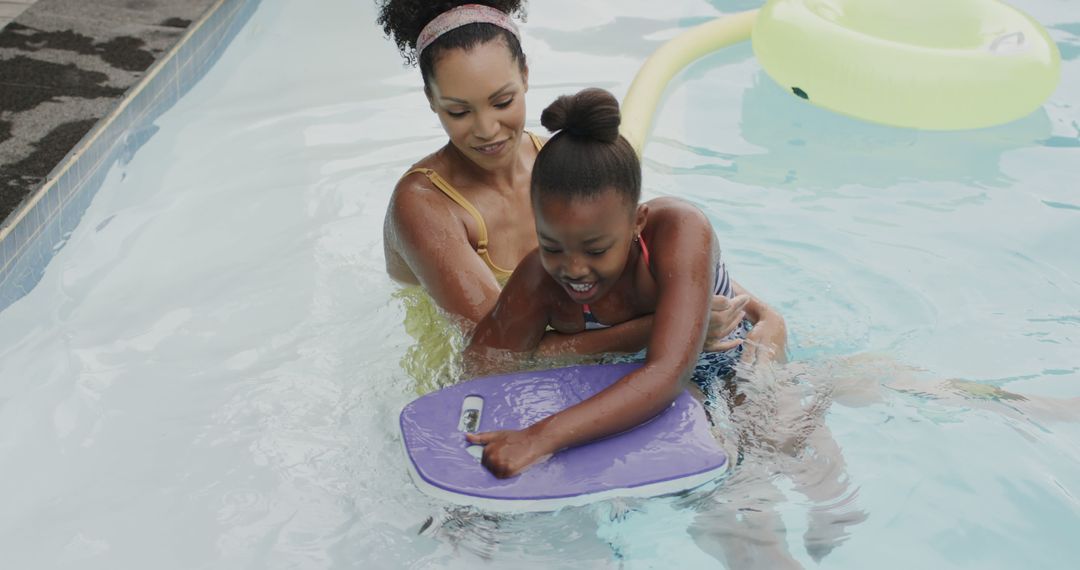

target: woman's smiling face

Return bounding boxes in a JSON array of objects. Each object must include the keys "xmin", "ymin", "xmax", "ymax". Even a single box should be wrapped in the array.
[
  {"xmin": 426, "ymin": 39, "xmax": 528, "ymax": 169},
  {"xmin": 534, "ymin": 188, "xmax": 646, "ymax": 305}
]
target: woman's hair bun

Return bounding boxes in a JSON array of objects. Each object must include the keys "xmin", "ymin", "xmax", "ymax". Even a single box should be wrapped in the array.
[{"xmin": 540, "ymin": 88, "xmax": 621, "ymax": 144}]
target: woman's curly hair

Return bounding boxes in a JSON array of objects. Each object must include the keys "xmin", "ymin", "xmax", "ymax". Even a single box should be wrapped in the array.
[{"xmin": 376, "ymin": 1, "xmax": 528, "ymax": 85}]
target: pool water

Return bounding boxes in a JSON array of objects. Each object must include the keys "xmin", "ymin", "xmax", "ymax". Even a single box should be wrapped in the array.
[{"xmin": 1, "ymin": 0, "xmax": 1078, "ymax": 568}]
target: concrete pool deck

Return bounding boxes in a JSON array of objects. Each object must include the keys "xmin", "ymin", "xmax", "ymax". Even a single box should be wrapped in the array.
[
  {"xmin": 0, "ymin": 1, "xmax": 37, "ymax": 29},
  {"xmin": 0, "ymin": 0, "xmax": 217, "ymax": 227}
]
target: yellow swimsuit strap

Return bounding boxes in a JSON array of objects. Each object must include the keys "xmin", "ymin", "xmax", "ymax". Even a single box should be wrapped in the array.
[
  {"xmin": 526, "ymin": 130, "xmax": 544, "ymax": 152},
  {"xmin": 404, "ymin": 167, "xmax": 515, "ymax": 279},
  {"xmin": 402, "ymin": 133, "xmax": 544, "ymax": 280}
]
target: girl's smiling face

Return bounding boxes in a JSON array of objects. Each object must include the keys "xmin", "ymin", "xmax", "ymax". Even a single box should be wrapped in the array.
[
  {"xmin": 426, "ymin": 39, "xmax": 528, "ymax": 169},
  {"xmin": 534, "ymin": 187, "xmax": 647, "ymax": 305}
]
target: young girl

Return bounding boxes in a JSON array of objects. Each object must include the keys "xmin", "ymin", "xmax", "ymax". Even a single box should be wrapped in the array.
[{"xmin": 464, "ymin": 88, "xmax": 787, "ymax": 478}]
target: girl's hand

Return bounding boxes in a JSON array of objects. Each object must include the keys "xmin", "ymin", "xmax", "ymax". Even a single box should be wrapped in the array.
[
  {"xmin": 465, "ymin": 428, "xmax": 556, "ymax": 479},
  {"xmin": 705, "ymin": 294, "xmax": 750, "ymax": 352}
]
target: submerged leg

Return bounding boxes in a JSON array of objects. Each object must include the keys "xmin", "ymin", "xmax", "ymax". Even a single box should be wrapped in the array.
[
  {"xmin": 786, "ymin": 422, "xmax": 867, "ymax": 562},
  {"xmin": 684, "ymin": 370, "xmax": 804, "ymax": 568},
  {"xmin": 683, "ymin": 466, "xmax": 803, "ymax": 570},
  {"xmin": 825, "ymin": 353, "xmax": 1080, "ymax": 424}
]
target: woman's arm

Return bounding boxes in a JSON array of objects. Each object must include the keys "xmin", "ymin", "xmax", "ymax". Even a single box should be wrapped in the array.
[
  {"xmin": 468, "ymin": 203, "xmax": 715, "ymax": 478},
  {"xmin": 384, "ymin": 176, "xmax": 504, "ymax": 323},
  {"xmin": 704, "ymin": 293, "xmax": 751, "ymax": 352},
  {"xmin": 732, "ymin": 280, "xmax": 788, "ymax": 363}
]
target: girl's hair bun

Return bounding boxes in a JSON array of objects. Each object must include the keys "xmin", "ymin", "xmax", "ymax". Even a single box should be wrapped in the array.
[
  {"xmin": 540, "ymin": 88, "xmax": 621, "ymax": 143},
  {"xmin": 532, "ymin": 87, "xmax": 640, "ymax": 207}
]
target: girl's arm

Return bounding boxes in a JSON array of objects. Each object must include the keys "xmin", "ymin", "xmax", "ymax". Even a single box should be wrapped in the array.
[
  {"xmin": 535, "ymin": 315, "xmax": 654, "ymax": 356},
  {"xmin": 463, "ymin": 250, "xmax": 557, "ymax": 375},
  {"xmin": 537, "ymin": 293, "xmax": 752, "ymax": 356},
  {"xmin": 468, "ymin": 202, "xmax": 715, "ymax": 478},
  {"xmin": 537, "ymin": 290, "xmax": 753, "ymax": 357}
]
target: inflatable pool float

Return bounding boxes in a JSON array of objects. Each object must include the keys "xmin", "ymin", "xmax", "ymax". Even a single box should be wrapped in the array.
[
  {"xmin": 399, "ymin": 364, "xmax": 728, "ymax": 512},
  {"xmin": 621, "ymin": 0, "xmax": 1061, "ymax": 151}
]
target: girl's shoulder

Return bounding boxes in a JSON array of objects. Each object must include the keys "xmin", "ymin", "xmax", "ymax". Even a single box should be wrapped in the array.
[
  {"xmin": 642, "ymin": 197, "xmax": 711, "ymax": 234},
  {"xmin": 643, "ymin": 196, "xmax": 703, "ymax": 214},
  {"xmin": 494, "ymin": 248, "xmax": 577, "ymax": 324},
  {"xmin": 639, "ymin": 197, "xmax": 718, "ymax": 275},
  {"xmin": 512, "ymin": 250, "xmax": 589, "ymax": 332},
  {"xmin": 508, "ymin": 249, "xmax": 562, "ymax": 297}
]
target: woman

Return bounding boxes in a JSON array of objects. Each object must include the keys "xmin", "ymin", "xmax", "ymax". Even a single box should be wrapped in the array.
[
  {"xmin": 377, "ymin": 1, "xmax": 784, "ymax": 379},
  {"xmin": 379, "ymin": 1, "xmax": 538, "ymax": 323}
]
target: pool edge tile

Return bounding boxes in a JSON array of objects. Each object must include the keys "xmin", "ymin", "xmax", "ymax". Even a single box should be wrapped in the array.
[{"xmin": 0, "ymin": 0, "xmax": 263, "ymax": 315}]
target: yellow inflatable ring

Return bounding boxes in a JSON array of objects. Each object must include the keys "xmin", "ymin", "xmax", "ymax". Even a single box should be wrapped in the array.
[
  {"xmin": 752, "ymin": 0, "xmax": 1061, "ymax": 130},
  {"xmin": 621, "ymin": 0, "xmax": 1061, "ymax": 151}
]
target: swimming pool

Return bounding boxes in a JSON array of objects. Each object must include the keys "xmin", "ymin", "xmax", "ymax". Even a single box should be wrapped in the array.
[{"xmin": 1, "ymin": 0, "xmax": 1077, "ymax": 567}]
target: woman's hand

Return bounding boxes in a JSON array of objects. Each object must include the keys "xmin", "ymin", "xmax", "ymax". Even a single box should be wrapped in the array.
[
  {"xmin": 742, "ymin": 310, "xmax": 788, "ymax": 364},
  {"xmin": 730, "ymin": 280, "xmax": 788, "ymax": 364},
  {"xmin": 704, "ymin": 294, "xmax": 750, "ymax": 352},
  {"xmin": 465, "ymin": 426, "xmax": 557, "ymax": 479}
]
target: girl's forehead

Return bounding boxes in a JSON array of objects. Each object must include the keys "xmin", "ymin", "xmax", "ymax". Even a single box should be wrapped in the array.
[
  {"xmin": 536, "ymin": 191, "xmax": 634, "ymax": 234},
  {"xmin": 537, "ymin": 188, "xmax": 633, "ymax": 211}
]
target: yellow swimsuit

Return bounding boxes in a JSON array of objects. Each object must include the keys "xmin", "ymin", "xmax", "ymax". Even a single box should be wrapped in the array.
[{"xmin": 402, "ymin": 131, "xmax": 544, "ymax": 282}]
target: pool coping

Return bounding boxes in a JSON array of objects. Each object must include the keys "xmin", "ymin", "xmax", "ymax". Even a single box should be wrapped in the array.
[{"xmin": 0, "ymin": 0, "xmax": 261, "ymax": 313}]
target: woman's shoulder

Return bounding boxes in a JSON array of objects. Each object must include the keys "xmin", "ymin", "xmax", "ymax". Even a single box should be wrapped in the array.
[
  {"xmin": 391, "ymin": 146, "xmax": 462, "ymax": 203},
  {"xmin": 387, "ymin": 157, "xmax": 462, "ymax": 230},
  {"xmin": 395, "ymin": 149, "xmax": 448, "ymax": 189}
]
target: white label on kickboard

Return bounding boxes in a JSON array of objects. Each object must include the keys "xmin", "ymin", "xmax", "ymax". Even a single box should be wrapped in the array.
[{"xmin": 458, "ymin": 395, "xmax": 484, "ymax": 433}]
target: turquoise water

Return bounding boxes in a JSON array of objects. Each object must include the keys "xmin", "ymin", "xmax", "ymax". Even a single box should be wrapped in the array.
[{"xmin": 0, "ymin": 0, "xmax": 1077, "ymax": 568}]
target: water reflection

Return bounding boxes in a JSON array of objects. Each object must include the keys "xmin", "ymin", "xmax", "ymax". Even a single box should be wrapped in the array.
[{"xmin": 659, "ymin": 71, "xmax": 1054, "ymax": 190}]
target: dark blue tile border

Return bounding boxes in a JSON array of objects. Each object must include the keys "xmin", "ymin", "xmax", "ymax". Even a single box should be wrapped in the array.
[{"xmin": 0, "ymin": 0, "xmax": 262, "ymax": 315}]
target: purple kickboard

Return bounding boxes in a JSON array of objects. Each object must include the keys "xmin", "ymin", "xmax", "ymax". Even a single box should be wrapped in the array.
[{"xmin": 399, "ymin": 364, "xmax": 728, "ymax": 504}]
